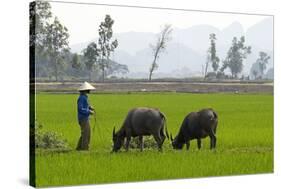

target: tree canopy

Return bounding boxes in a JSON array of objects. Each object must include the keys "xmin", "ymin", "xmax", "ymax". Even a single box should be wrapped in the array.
[
  {"xmin": 221, "ymin": 36, "xmax": 251, "ymax": 78},
  {"xmin": 98, "ymin": 15, "xmax": 118, "ymax": 82}
]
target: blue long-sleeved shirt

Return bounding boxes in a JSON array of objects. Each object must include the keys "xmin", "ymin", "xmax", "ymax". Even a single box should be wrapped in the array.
[{"xmin": 77, "ymin": 94, "xmax": 91, "ymax": 121}]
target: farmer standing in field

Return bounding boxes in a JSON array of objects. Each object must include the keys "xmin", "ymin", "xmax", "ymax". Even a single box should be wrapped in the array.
[{"xmin": 76, "ymin": 81, "xmax": 96, "ymax": 151}]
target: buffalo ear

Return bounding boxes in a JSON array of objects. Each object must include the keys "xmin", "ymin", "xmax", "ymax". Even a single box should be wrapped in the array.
[{"xmin": 112, "ymin": 127, "xmax": 116, "ymax": 137}]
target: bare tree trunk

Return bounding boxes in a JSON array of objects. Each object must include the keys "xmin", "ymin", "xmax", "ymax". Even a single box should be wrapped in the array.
[
  {"xmin": 204, "ymin": 62, "xmax": 208, "ymax": 80},
  {"xmin": 204, "ymin": 55, "xmax": 210, "ymax": 80},
  {"xmin": 100, "ymin": 57, "xmax": 106, "ymax": 82},
  {"xmin": 101, "ymin": 61, "xmax": 105, "ymax": 82},
  {"xmin": 148, "ymin": 63, "xmax": 155, "ymax": 81},
  {"xmin": 54, "ymin": 58, "xmax": 58, "ymax": 82},
  {"xmin": 148, "ymin": 69, "xmax": 153, "ymax": 81},
  {"xmin": 88, "ymin": 70, "xmax": 91, "ymax": 82},
  {"xmin": 204, "ymin": 63, "xmax": 208, "ymax": 79},
  {"xmin": 261, "ymin": 69, "xmax": 264, "ymax": 78},
  {"xmin": 148, "ymin": 55, "xmax": 158, "ymax": 81},
  {"xmin": 148, "ymin": 25, "xmax": 172, "ymax": 81}
]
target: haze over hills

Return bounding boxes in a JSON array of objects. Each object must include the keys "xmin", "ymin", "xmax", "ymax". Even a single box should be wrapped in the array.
[
  {"xmin": 246, "ymin": 18, "xmax": 273, "ymax": 51},
  {"xmin": 70, "ymin": 18, "xmax": 273, "ymax": 78}
]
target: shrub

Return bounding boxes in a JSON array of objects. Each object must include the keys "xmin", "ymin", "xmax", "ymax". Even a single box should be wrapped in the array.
[
  {"xmin": 206, "ymin": 72, "xmax": 217, "ymax": 79},
  {"xmin": 35, "ymin": 121, "xmax": 69, "ymax": 150}
]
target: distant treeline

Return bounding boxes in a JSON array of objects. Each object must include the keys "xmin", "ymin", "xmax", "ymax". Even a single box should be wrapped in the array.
[
  {"xmin": 30, "ymin": 1, "xmax": 273, "ymax": 82},
  {"xmin": 30, "ymin": 1, "xmax": 128, "ymax": 82}
]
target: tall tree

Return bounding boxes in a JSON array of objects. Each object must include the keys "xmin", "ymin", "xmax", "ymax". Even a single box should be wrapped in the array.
[
  {"xmin": 209, "ymin": 33, "xmax": 220, "ymax": 73},
  {"xmin": 45, "ymin": 17, "xmax": 69, "ymax": 81},
  {"xmin": 30, "ymin": 0, "xmax": 52, "ymax": 49},
  {"xmin": 149, "ymin": 24, "xmax": 172, "ymax": 81},
  {"xmin": 30, "ymin": 1, "xmax": 53, "ymax": 78},
  {"xmin": 98, "ymin": 15, "xmax": 118, "ymax": 82},
  {"xmin": 220, "ymin": 36, "xmax": 251, "ymax": 78},
  {"xmin": 256, "ymin": 51, "xmax": 270, "ymax": 77},
  {"xmin": 83, "ymin": 42, "xmax": 99, "ymax": 81},
  {"xmin": 71, "ymin": 53, "xmax": 82, "ymax": 77},
  {"xmin": 71, "ymin": 53, "xmax": 81, "ymax": 70},
  {"xmin": 252, "ymin": 70, "xmax": 258, "ymax": 80}
]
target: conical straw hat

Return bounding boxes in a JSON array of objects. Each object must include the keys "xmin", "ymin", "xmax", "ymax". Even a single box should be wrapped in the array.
[{"xmin": 78, "ymin": 82, "xmax": 96, "ymax": 91}]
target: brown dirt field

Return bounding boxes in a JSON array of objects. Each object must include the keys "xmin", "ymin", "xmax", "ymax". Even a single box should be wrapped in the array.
[{"xmin": 33, "ymin": 81, "xmax": 273, "ymax": 94}]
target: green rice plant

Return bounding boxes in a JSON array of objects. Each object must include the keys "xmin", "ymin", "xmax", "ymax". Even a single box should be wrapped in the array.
[{"xmin": 34, "ymin": 93, "xmax": 273, "ymax": 187}]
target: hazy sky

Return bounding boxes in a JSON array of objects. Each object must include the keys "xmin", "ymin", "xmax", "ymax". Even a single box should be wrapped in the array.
[{"xmin": 49, "ymin": 1, "xmax": 270, "ymax": 46}]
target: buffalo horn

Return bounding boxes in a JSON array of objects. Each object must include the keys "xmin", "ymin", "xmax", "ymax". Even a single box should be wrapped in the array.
[{"xmin": 112, "ymin": 127, "xmax": 116, "ymax": 137}]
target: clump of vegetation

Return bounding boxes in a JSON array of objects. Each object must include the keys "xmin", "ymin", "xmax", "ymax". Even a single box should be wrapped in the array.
[
  {"xmin": 35, "ymin": 122, "xmax": 69, "ymax": 151},
  {"xmin": 129, "ymin": 136, "xmax": 159, "ymax": 149}
]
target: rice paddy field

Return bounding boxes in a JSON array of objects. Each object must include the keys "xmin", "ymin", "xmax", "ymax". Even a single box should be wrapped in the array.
[{"xmin": 35, "ymin": 93, "xmax": 273, "ymax": 187}]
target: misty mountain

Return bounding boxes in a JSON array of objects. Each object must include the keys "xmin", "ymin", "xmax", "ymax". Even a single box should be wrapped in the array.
[
  {"xmin": 242, "ymin": 18, "xmax": 274, "ymax": 75},
  {"xmin": 172, "ymin": 25, "xmax": 220, "ymax": 53},
  {"xmin": 71, "ymin": 31, "xmax": 156, "ymax": 55},
  {"xmin": 70, "ymin": 18, "xmax": 273, "ymax": 78},
  {"xmin": 246, "ymin": 18, "xmax": 273, "ymax": 51},
  {"xmin": 115, "ymin": 42, "xmax": 204, "ymax": 73}
]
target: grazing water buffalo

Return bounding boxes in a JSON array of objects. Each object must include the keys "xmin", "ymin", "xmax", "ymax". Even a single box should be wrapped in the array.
[
  {"xmin": 171, "ymin": 108, "xmax": 218, "ymax": 150},
  {"xmin": 112, "ymin": 107, "xmax": 169, "ymax": 152}
]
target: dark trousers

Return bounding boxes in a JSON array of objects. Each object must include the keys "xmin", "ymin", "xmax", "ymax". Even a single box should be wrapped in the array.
[{"xmin": 76, "ymin": 119, "xmax": 91, "ymax": 151}]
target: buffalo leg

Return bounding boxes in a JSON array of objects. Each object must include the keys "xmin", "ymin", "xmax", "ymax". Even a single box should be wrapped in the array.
[
  {"xmin": 125, "ymin": 136, "xmax": 131, "ymax": 151},
  {"xmin": 184, "ymin": 136, "xmax": 190, "ymax": 151},
  {"xmin": 160, "ymin": 128, "xmax": 166, "ymax": 145},
  {"xmin": 186, "ymin": 140, "xmax": 190, "ymax": 151},
  {"xmin": 209, "ymin": 130, "xmax": 217, "ymax": 149},
  {"xmin": 153, "ymin": 134, "xmax": 163, "ymax": 151},
  {"xmin": 139, "ymin": 136, "xmax": 144, "ymax": 152},
  {"xmin": 197, "ymin": 138, "xmax": 201, "ymax": 149}
]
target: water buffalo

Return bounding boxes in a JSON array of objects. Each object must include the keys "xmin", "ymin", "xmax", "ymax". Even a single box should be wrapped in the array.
[
  {"xmin": 112, "ymin": 107, "xmax": 169, "ymax": 152},
  {"xmin": 171, "ymin": 108, "xmax": 218, "ymax": 150}
]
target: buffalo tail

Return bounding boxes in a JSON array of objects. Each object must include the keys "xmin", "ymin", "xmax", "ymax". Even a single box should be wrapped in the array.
[{"xmin": 160, "ymin": 112, "xmax": 169, "ymax": 140}]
